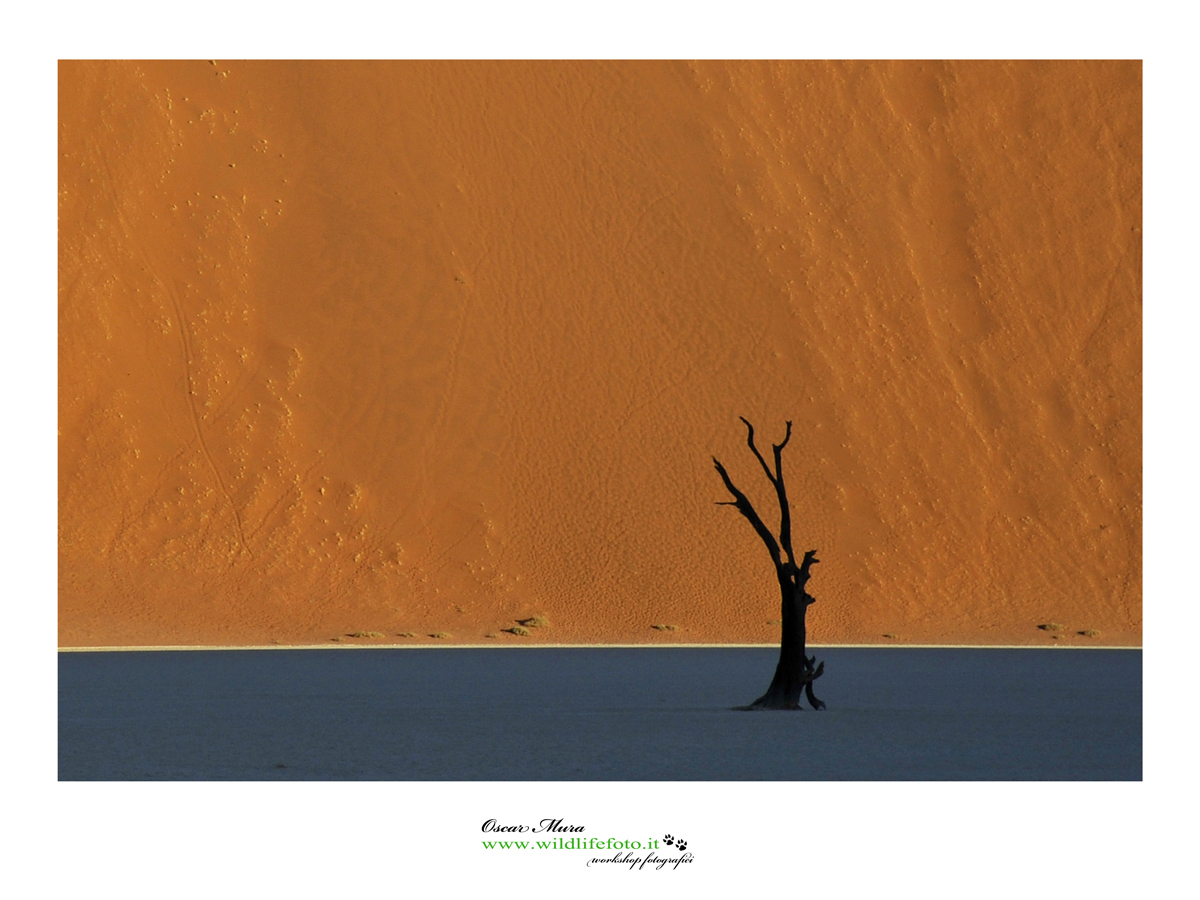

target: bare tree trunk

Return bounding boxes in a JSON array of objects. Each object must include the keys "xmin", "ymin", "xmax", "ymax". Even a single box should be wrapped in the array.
[
  {"xmin": 743, "ymin": 552, "xmax": 825, "ymax": 710},
  {"xmin": 713, "ymin": 418, "xmax": 826, "ymax": 711}
]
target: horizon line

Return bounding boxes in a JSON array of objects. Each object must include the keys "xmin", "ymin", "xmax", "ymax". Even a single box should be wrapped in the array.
[{"xmin": 58, "ymin": 642, "xmax": 1142, "ymax": 652}]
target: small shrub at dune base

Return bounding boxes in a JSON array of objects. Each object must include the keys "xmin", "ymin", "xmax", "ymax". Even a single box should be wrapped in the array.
[
  {"xmin": 396, "ymin": 632, "xmax": 416, "ymax": 638},
  {"xmin": 519, "ymin": 616, "xmax": 550, "ymax": 628},
  {"xmin": 882, "ymin": 633, "xmax": 897, "ymax": 639},
  {"xmin": 1038, "ymin": 623, "xmax": 1065, "ymax": 632},
  {"xmin": 651, "ymin": 624, "xmax": 678, "ymax": 632},
  {"xmin": 430, "ymin": 632, "xmax": 451, "ymax": 639},
  {"xmin": 348, "ymin": 631, "xmax": 386, "ymax": 638},
  {"xmin": 766, "ymin": 619, "xmax": 781, "ymax": 625},
  {"xmin": 1079, "ymin": 629, "xmax": 1102, "ymax": 637},
  {"xmin": 508, "ymin": 626, "xmax": 530, "ymax": 636},
  {"xmin": 484, "ymin": 632, "xmax": 499, "ymax": 638},
  {"xmin": 330, "ymin": 636, "xmax": 343, "ymax": 642}
]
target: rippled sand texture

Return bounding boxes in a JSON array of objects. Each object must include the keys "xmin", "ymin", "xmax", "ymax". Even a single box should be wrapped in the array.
[{"xmin": 59, "ymin": 61, "xmax": 1141, "ymax": 647}]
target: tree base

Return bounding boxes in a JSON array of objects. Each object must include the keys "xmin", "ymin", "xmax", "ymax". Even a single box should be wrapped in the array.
[{"xmin": 738, "ymin": 658, "xmax": 826, "ymax": 711}]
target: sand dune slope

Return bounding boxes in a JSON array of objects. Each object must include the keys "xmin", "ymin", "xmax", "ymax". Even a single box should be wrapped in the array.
[{"xmin": 59, "ymin": 61, "xmax": 1141, "ymax": 646}]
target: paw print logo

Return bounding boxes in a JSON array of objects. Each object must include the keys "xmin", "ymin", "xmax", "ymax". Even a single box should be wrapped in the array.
[
  {"xmin": 663, "ymin": 834, "xmax": 674, "ymax": 846},
  {"xmin": 675, "ymin": 839, "xmax": 687, "ymax": 852}
]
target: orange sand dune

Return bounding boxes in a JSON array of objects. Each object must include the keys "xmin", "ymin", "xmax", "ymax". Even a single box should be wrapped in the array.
[{"xmin": 58, "ymin": 61, "xmax": 1141, "ymax": 647}]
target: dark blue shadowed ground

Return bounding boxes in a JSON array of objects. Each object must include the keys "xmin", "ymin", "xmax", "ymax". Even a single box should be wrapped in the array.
[{"xmin": 58, "ymin": 647, "xmax": 1140, "ymax": 780}]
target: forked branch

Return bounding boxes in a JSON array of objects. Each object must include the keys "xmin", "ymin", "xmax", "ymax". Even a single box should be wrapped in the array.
[
  {"xmin": 734, "ymin": 417, "xmax": 797, "ymax": 567},
  {"xmin": 739, "ymin": 416, "xmax": 778, "ymax": 487}
]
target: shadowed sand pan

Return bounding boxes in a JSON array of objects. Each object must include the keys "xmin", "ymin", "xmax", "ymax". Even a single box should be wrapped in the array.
[
  {"xmin": 59, "ymin": 61, "xmax": 1141, "ymax": 648},
  {"xmin": 58, "ymin": 648, "xmax": 1142, "ymax": 780}
]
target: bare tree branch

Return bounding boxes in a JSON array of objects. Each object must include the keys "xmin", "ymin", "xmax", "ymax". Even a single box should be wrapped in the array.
[
  {"xmin": 773, "ymin": 420, "xmax": 795, "ymax": 567},
  {"xmin": 773, "ymin": 420, "xmax": 793, "ymax": 456},
  {"xmin": 738, "ymin": 416, "xmax": 778, "ymax": 487},
  {"xmin": 712, "ymin": 456, "xmax": 782, "ymax": 567},
  {"xmin": 798, "ymin": 549, "xmax": 820, "ymax": 598}
]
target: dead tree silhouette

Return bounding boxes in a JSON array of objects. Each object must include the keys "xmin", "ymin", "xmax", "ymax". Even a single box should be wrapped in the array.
[{"xmin": 713, "ymin": 417, "xmax": 826, "ymax": 711}]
